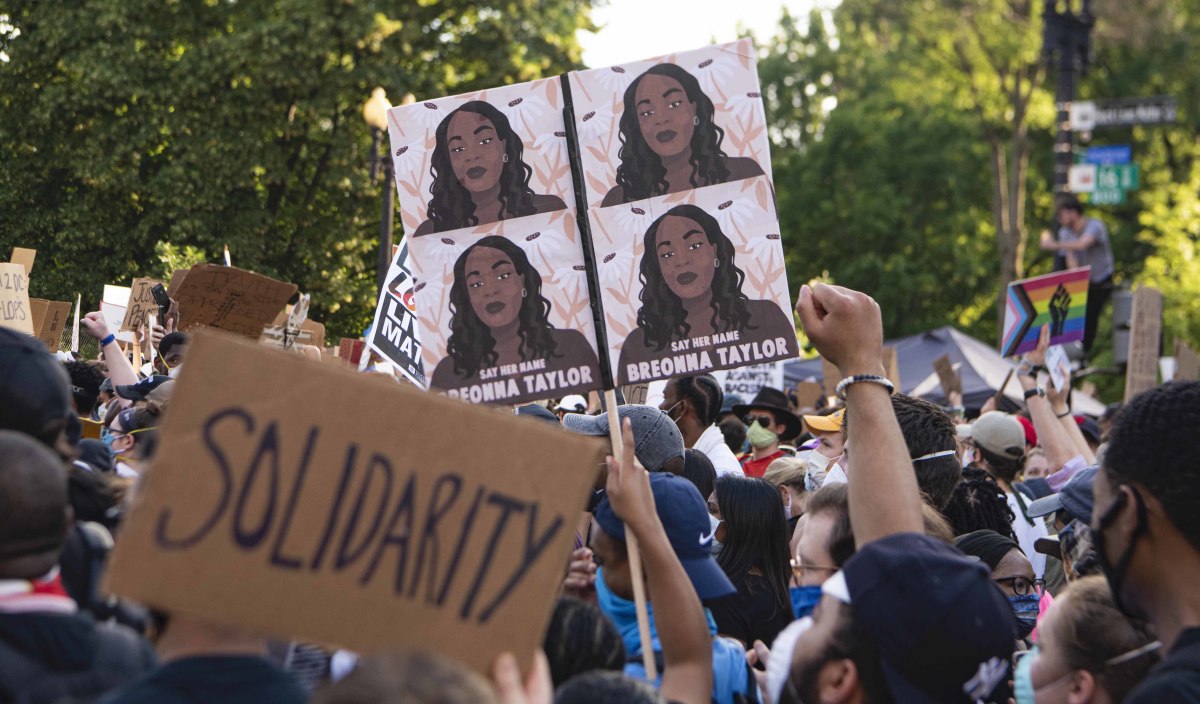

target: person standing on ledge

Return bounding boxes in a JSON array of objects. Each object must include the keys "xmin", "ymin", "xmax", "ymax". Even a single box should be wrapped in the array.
[{"xmin": 1040, "ymin": 196, "xmax": 1115, "ymax": 354}]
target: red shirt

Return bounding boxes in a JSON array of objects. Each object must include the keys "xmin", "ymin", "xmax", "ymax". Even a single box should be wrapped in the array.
[{"xmin": 741, "ymin": 450, "xmax": 786, "ymax": 478}]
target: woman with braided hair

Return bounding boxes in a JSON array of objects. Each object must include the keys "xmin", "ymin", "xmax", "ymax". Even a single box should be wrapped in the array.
[
  {"xmin": 660, "ymin": 374, "xmax": 743, "ymax": 476},
  {"xmin": 942, "ymin": 467, "xmax": 1019, "ymax": 541}
]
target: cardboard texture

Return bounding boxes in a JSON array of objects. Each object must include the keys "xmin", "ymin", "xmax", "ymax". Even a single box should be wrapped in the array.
[
  {"xmin": 1124, "ymin": 287, "xmax": 1163, "ymax": 402},
  {"xmin": 0, "ymin": 263, "xmax": 34, "ymax": 335},
  {"xmin": 173, "ymin": 264, "xmax": 297, "ymax": 339},
  {"xmin": 820, "ymin": 357, "xmax": 842, "ymax": 399},
  {"xmin": 1175, "ymin": 340, "xmax": 1199, "ymax": 382},
  {"xmin": 30, "ymin": 299, "xmax": 72, "ymax": 351},
  {"xmin": 794, "ymin": 381, "xmax": 823, "ymax": 411},
  {"xmin": 1001, "ymin": 267, "xmax": 1090, "ymax": 358},
  {"xmin": 882, "ymin": 347, "xmax": 900, "ymax": 389},
  {"xmin": 104, "ymin": 330, "xmax": 603, "ymax": 672},
  {"xmin": 167, "ymin": 269, "xmax": 190, "ymax": 297},
  {"xmin": 260, "ymin": 311, "xmax": 326, "ymax": 350},
  {"xmin": 10, "ymin": 248, "xmax": 36, "ymax": 276},
  {"xmin": 932, "ymin": 355, "xmax": 962, "ymax": 397},
  {"xmin": 121, "ymin": 278, "xmax": 165, "ymax": 332},
  {"xmin": 619, "ymin": 383, "xmax": 650, "ymax": 406}
]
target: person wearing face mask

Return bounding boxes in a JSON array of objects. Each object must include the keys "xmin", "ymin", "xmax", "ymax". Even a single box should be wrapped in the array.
[
  {"xmin": 732, "ymin": 388, "xmax": 802, "ymax": 479},
  {"xmin": 762, "ymin": 457, "xmax": 807, "ymax": 530},
  {"xmin": 1088, "ymin": 381, "xmax": 1200, "ymax": 702},
  {"xmin": 705, "ymin": 476, "xmax": 793, "ymax": 649},
  {"xmin": 660, "ymin": 374, "xmax": 744, "ymax": 477},
  {"xmin": 798, "ymin": 408, "xmax": 846, "ymax": 488},
  {"xmin": 102, "ymin": 406, "xmax": 160, "ymax": 478},
  {"xmin": 955, "ymin": 530, "xmax": 1044, "ymax": 641},
  {"xmin": 1012, "ymin": 576, "xmax": 1159, "ymax": 704},
  {"xmin": 157, "ymin": 332, "xmax": 189, "ymax": 379}
]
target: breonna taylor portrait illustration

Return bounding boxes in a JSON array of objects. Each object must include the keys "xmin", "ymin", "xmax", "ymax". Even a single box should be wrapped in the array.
[
  {"xmin": 430, "ymin": 236, "xmax": 601, "ymax": 398},
  {"xmin": 600, "ymin": 64, "xmax": 764, "ymax": 207},
  {"xmin": 413, "ymin": 101, "xmax": 567, "ymax": 236},
  {"xmin": 616, "ymin": 203, "xmax": 796, "ymax": 384}
]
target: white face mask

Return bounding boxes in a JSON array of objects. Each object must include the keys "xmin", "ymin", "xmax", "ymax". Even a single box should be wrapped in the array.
[
  {"xmin": 783, "ymin": 490, "xmax": 793, "ymax": 519},
  {"xmin": 168, "ymin": 364, "xmax": 183, "ymax": 379},
  {"xmin": 708, "ymin": 513, "xmax": 723, "ymax": 555},
  {"xmin": 804, "ymin": 450, "xmax": 836, "ymax": 489},
  {"xmin": 766, "ymin": 616, "xmax": 814, "ymax": 704}
]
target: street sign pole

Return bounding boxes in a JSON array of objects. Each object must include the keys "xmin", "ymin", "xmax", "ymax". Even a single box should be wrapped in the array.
[{"xmin": 1043, "ymin": 1, "xmax": 1095, "ymax": 196}]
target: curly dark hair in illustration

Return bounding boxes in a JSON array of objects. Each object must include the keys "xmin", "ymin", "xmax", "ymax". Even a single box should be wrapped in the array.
[
  {"xmin": 615, "ymin": 64, "xmax": 730, "ymax": 202},
  {"xmin": 636, "ymin": 204, "xmax": 753, "ymax": 352},
  {"xmin": 427, "ymin": 101, "xmax": 537, "ymax": 232},
  {"xmin": 445, "ymin": 236, "xmax": 559, "ymax": 378}
]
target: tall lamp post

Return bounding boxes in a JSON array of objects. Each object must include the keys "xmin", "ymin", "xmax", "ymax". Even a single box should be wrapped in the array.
[{"xmin": 362, "ymin": 87, "xmax": 411, "ymax": 289}]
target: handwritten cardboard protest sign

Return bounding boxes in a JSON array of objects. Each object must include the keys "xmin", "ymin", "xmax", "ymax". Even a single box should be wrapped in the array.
[
  {"xmin": 167, "ymin": 269, "xmax": 190, "ymax": 297},
  {"xmin": 933, "ymin": 355, "xmax": 962, "ymax": 397},
  {"xmin": 1124, "ymin": 286, "xmax": 1163, "ymax": 402},
  {"xmin": 387, "ymin": 78, "xmax": 603, "ymax": 405},
  {"xmin": 1176, "ymin": 339, "xmax": 1199, "ymax": 382},
  {"xmin": 795, "ymin": 381, "xmax": 823, "ymax": 411},
  {"xmin": 30, "ymin": 299, "xmax": 72, "ymax": 351},
  {"xmin": 173, "ymin": 264, "xmax": 297, "ymax": 339},
  {"xmin": 882, "ymin": 347, "xmax": 900, "ymax": 390},
  {"xmin": 570, "ymin": 41, "xmax": 797, "ymax": 385},
  {"xmin": 104, "ymin": 330, "xmax": 602, "ymax": 672},
  {"xmin": 121, "ymin": 278, "xmax": 164, "ymax": 332},
  {"xmin": 10, "ymin": 248, "xmax": 36, "ymax": 276},
  {"xmin": 0, "ymin": 263, "xmax": 34, "ymax": 335},
  {"xmin": 364, "ymin": 238, "xmax": 426, "ymax": 388},
  {"xmin": 1001, "ymin": 267, "xmax": 1090, "ymax": 358}
]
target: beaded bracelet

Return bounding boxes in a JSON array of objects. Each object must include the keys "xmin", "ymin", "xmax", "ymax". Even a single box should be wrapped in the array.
[{"xmin": 835, "ymin": 374, "xmax": 895, "ymax": 400}]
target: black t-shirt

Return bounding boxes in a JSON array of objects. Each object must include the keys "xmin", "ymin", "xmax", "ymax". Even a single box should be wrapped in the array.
[
  {"xmin": 98, "ymin": 655, "xmax": 306, "ymax": 704},
  {"xmin": 1125, "ymin": 628, "xmax": 1200, "ymax": 703},
  {"xmin": 708, "ymin": 572, "xmax": 792, "ymax": 649}
]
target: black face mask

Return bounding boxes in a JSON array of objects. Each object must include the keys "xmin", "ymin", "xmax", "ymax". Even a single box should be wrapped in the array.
[{"xmin": 1092, "ymin": 486, "xmax": 1148, "ymax": 618}]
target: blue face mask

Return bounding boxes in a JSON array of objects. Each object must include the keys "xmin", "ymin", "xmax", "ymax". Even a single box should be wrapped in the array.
[
  {"xmin": 1012, "ymin": 645, "xmax": 1037, "ymax": 704},
  {"xmin": 100, "ymin": 428, "xmax": 117, "ymax": 455},
  {"xmin": 1008, "ymin": 593, "xmax": 1040, "ymax": 639},
  {"xmin": 789, "ymin": 585, "xmax": 822, "ymax": 619}
]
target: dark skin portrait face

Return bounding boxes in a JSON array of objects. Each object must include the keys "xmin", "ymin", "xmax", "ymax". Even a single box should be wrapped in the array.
[
  {"xmin": 465, "ymin": 246, "xmax": 523, "ymax": 329},
  {"xmin": 447, "ymin": 111, "xmax": 505, "ymax": 194},
  {"xmin": 590, "ymin": 524, "xmax": 633, "ymax": 600},
  {"xmin": 655, "ymin": 214, "xmax": 717, "ymax": 301},
  {"xmin": 635, "ymin": 74, "xmax": 697, "ymax": 159}
]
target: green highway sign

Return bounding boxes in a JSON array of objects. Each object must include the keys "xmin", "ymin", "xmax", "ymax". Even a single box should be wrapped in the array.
[
  {"xmin": 1091, "ymin": 188, "xmax": 1126, "ymax": 205},
  {"xmin": 1096, "ymin": 164, "xmax": 1139, "ymax": 191}
]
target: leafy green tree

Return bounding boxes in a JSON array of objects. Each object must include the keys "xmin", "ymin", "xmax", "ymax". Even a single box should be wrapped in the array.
[{"xmin": 0, "ymin": 1, "xmax": 593, "ymax": 340}]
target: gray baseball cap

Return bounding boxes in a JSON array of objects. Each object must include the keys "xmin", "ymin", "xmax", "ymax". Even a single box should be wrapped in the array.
[
  {"xmin": 563, "ymin": 404, "xmax": 684, "ymax": 472},
  {"xmin": 964, "ymin": 411, "xmax": 1026, "ymax": 461}
]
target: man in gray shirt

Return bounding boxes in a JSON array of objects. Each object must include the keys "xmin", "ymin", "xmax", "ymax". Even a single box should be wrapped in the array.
[{"xmin": 1041, "ymin": 196, "xmax": 1115, "ymax": 353}]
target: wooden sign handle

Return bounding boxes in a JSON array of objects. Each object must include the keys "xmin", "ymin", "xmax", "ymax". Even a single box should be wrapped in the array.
[{"xmin": 604, "ymin": 387, "xmax": 657, "ymax": 681}]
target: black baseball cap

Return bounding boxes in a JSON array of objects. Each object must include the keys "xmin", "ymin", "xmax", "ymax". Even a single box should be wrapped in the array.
[
  {"xmin": 0, "ymin": 328, "xmax": 73, "ymax": 448},
  {"xmin": 833, "ymin": 533, "xmax": 1015, "ymax": 702},
  {"xmin": 594, "ymin": 473, "xmax": 735, "ymax": 601},
  {"xmin": 115, "ymin": 375, "xmax": 172, "ymax": 402}
]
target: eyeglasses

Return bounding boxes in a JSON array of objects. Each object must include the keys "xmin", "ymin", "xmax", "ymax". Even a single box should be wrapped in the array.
[
  {"xmin": 745, "ymin": 414, "xmax": 774, "ymax": 428},
  {"xmin": 790, "ymin": 558, "xmax": 839, "ymax": 581},
  {"xmin": 994, "ymin": 575, "xmax": 1046, "ymax": 596}
]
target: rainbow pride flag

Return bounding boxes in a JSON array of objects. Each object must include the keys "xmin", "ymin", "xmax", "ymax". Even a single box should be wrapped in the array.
[{"xmin": 1001, "ymin": 267, "xmax": 1091, "ymax": 358}]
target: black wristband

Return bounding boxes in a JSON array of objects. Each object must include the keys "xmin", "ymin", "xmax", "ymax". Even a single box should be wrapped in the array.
[
  {"xmin": 1056, "ymin": 409, "xmax": 1072, "ymax": 418},
  {"xmin": 1024, "ymin": 387, "xmax": 1045, "ymax": 400}
]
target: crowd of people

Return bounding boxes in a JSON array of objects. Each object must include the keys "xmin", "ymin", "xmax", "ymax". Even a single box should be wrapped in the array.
[{"xmin": 1, "ymin": 282, "xmax": 1197, "ymax": 704}]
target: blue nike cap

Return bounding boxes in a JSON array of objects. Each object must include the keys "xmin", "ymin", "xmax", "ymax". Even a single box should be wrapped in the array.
[{"xmin": 594, "ymin": 472, "xmax": 735, "ymax": 601}]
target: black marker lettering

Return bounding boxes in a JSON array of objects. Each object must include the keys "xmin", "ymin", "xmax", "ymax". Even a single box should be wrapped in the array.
[
  {"xmin": 334, "ymin": 452, "xmax": 394, "ymax": 570},
  {"xmin": 408, "ymin": 473, "xmax": 462, "ymax": 601},
  {"xmin": 269, "ymin": 425, "xmax": 320, "ymax": 570},
  {"xmin": 310, "ymin": 443, "xmax": 358, "ymax": 570},
  {"xmin": 436, "ymin": 486, "xmax": 486, "ymax": 606},
  {"xmin": 155, "ymin": 408, "xmax": 246, "ymax": 549},
  {"xmin": 459, "ymin": 494, "xmax": 525, "ymax": 621},
  {"xmin": 478, "ymin": 502, "xmax": 564, "ymax": 622},
  {"xmin": 232, "ymin": 421, "xmax": 282, "ymax": 549},
  {"xmin": 359, "ymin": 474, "xmax": 416, "ymax": 590}
]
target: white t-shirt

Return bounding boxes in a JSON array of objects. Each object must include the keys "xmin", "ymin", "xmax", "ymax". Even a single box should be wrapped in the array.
[
  {"xmin": 693, "ymin": 424, "xmax": 744, "ymax": 477},
  {"xmin": 1007, "ymin": 491, "xmax": 1049, "ymax": 579}
]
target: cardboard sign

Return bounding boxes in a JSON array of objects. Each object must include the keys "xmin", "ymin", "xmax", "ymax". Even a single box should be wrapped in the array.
[
  {"xmin": 30, "ymin": 299, "xmax": 72, "ymax": 351},
  {"xmin": 173, "ymin": 264, "xmax": 297, "ymax": 339},
  {"xmin": 104, "ymin": 330, "xmax": 602, "ymax": 672},
  {"xmin": 795, "ymin": 381, "xmax": 823, "ymax": 411},
  {"xmin": 712, "ymin": 362, "xmax": 785, "ymax": 400},
  {"xmin": 933, "ymin": 354, "xmax": 962, "ymax": 397},
  {"xmin": 619, "ymin": 383, "xmax": 650, "ymax": 406},
  {"xmin": 0, "ymin": 263, "xmax": 34, "ymax": 335},
  {"xmin": 1001, "ymin": 267, "xmax": 1091, "ymax": 358},
  {"xmin": 1124, "ymin": 286, "xmax": 1163, "ymax": 401},
  {"xmin": 1175, "ymin": 339, "xmax": 1199, "ymax": 382},
  {"xmin": 882, "ymin": 347, "xmax": 900, "ymax": 390},
  {"xmin": 167, "ymin": 268, "xmax": 190, "ymax": 297},
  {"xmin": 260, "ymin": 310, "xmax": 326, "ymax": 350},
  {"xmin": 364, "ymin": 238, "xmax": 426, "ymax": 388},
  {"xmin": 388, "ymin": 78, "xmax": 603, "ymax": 405},
  {"xmin": 121, "ymin": 278, "xmax": 164, "ymax": 332},
  {"xmin": 10, "ymin": 247, "xmax": 36, "ymax": 276}
]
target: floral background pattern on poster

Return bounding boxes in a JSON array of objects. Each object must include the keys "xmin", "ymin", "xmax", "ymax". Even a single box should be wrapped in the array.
[
  {"xmin": 408, "ymin": 210, "xmax": 602, "ymax": 403},
  {"xmin": 589, "ymin": 176, "xmax": 796, "ymax": 385},
  {"xmin": 387, "ymin": 78, "xmax": 575, "ymax": 238},
  {"xmin": 568, "ymin": 39, "xmax": 771, "ymax": 211}
]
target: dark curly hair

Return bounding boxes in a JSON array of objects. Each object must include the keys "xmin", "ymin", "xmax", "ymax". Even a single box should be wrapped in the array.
[
  {"xmin": 942, "ymin": 467, "xmax": 1017, "ymax": 541},
  {"xmin": 445, "ymin": 236, "xmax": 559, "ymax": 379},
  {"xmin": 636, "ymin": 204, "xmax": 754, "ymax": 352},
  {"xmin": 61, "ymin": 360, "xmax": 105, "ymax": 415},
  {"xmin": 426, "ymin": 101, "xmax": 537, "ymax": 233},
  {"xmin": 615, "ymin": 63, "xmax": 730, "ymax": 202},
  {"xmin": 542, "ymin": 597, "xmax": 625, "ymax": 687}
]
